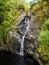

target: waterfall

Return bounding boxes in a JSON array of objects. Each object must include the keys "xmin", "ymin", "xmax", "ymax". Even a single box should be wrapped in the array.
[{"xmin": 19, "ymin": 18, "xmax": 30, "ymax": 56}]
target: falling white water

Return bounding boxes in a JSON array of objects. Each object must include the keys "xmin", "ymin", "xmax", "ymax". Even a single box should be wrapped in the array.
[{"xmin": 19, "ymin": 18, "xmax": 30, "ymax": 56}]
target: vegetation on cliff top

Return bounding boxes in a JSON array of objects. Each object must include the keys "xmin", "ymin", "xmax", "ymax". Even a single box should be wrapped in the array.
[{"xmin": 0, "ymin": 0, "xmax": 30, "ymax": 44}]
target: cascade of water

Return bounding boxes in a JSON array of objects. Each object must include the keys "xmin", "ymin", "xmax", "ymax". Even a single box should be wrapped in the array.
[{"xmin": 19, "ymin": 18, "xmax": 30, "ymax": 56}]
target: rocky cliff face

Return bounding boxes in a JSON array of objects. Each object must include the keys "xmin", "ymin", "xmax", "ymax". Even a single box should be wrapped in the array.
[
  {"xmin": 0, "ymin": 12, "xmax": 43, "ymax": 65},
  {"xmin": 8, "ymin": 14, "xmax": 43, "ymax": 65}
]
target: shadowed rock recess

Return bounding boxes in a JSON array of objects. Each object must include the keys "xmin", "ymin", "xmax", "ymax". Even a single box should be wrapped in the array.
[{"xmin": 0, "ymin": 50, "xmax": 40, "ymax": 65}]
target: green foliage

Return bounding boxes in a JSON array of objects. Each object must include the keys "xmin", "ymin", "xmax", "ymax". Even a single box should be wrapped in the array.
[
  {"xmin": 17, "ymin": 0, "xmax": 24, "ymax": 9},
  {"xmin": 38, "ymin": 19, "xmax": 49, "ymax": 65},
  {"xmin": 0, "ymin": 0, "xmax": 24, "ymax": 44},
  {"xmin": 38, "ymin": 30, "xmax": 49, "ymax": 46},
  {"xmin": 38, "ymin": 44, "xmax": 49, "ymax": 61},
  {"xmin": 42, "ymin": 20, "xmax": 49, "ymax": 30},
  {"xmin": 0, "ymin": 0, "xmax": 11, "ymax": 43},
  {"xmin": 17, "ymin": 0, "xmax": 30, "ymax": 11},
  {"xmin": 24, "ymin": 3, "xmax": 30, "ymax": 12},
  {"xmin": 0, "ymin": 0, "xmax": 31, "ymax": 44},
  {"xmin": 31, "ymin": 0, "xmax": 49, "ymax": 23},
  {"xmin": 0, "ymin": 25, "xmax": 4, "ymax": 43},
  {"xmin": 38, "ymin": 19, "xmax": 49, "ymax": 46},
  {"xmin": 30, "ymin": 1, "xmax": 33, "ymax": 6}
]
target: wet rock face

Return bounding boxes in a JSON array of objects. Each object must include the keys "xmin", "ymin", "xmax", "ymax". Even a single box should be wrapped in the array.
[
  {"xmin": 24, "ymin": 18, "xmax": 41, "ymax": 54},
  {"xmin": 7, "ymin": 15, "xmax": 41, "ymax": 56}
]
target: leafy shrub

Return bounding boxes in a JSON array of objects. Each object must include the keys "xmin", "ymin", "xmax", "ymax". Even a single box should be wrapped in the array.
[
  {"xmin": 38, "ymin": 19, "xmax": 49, "ymax": 65},
  {"xmin": 24, "ymin": 4, "xmax": 30, "ymax": 12},
  {"xmin": 38, "ymin": 30, "xmax": 49, "ymax": 46},
  {"xmin": 38, "ymin": 44, "xmax": 49, "ymax": 64},
  {"xmin": 42, "ymin": 20, "xmax": 49, "ymax": 30},
  {"xmin": 0, "ymin": 0, "xmax": 23, "ymax": 44},
  {"xmin": 17, "ymin": 0, "xmax": 24, "ymax": 10}
]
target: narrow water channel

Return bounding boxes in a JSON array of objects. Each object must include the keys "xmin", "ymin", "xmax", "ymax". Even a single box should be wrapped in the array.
[{"xmin": 19, "ymin": 18, "xmax": 30, "ymax": 56}]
